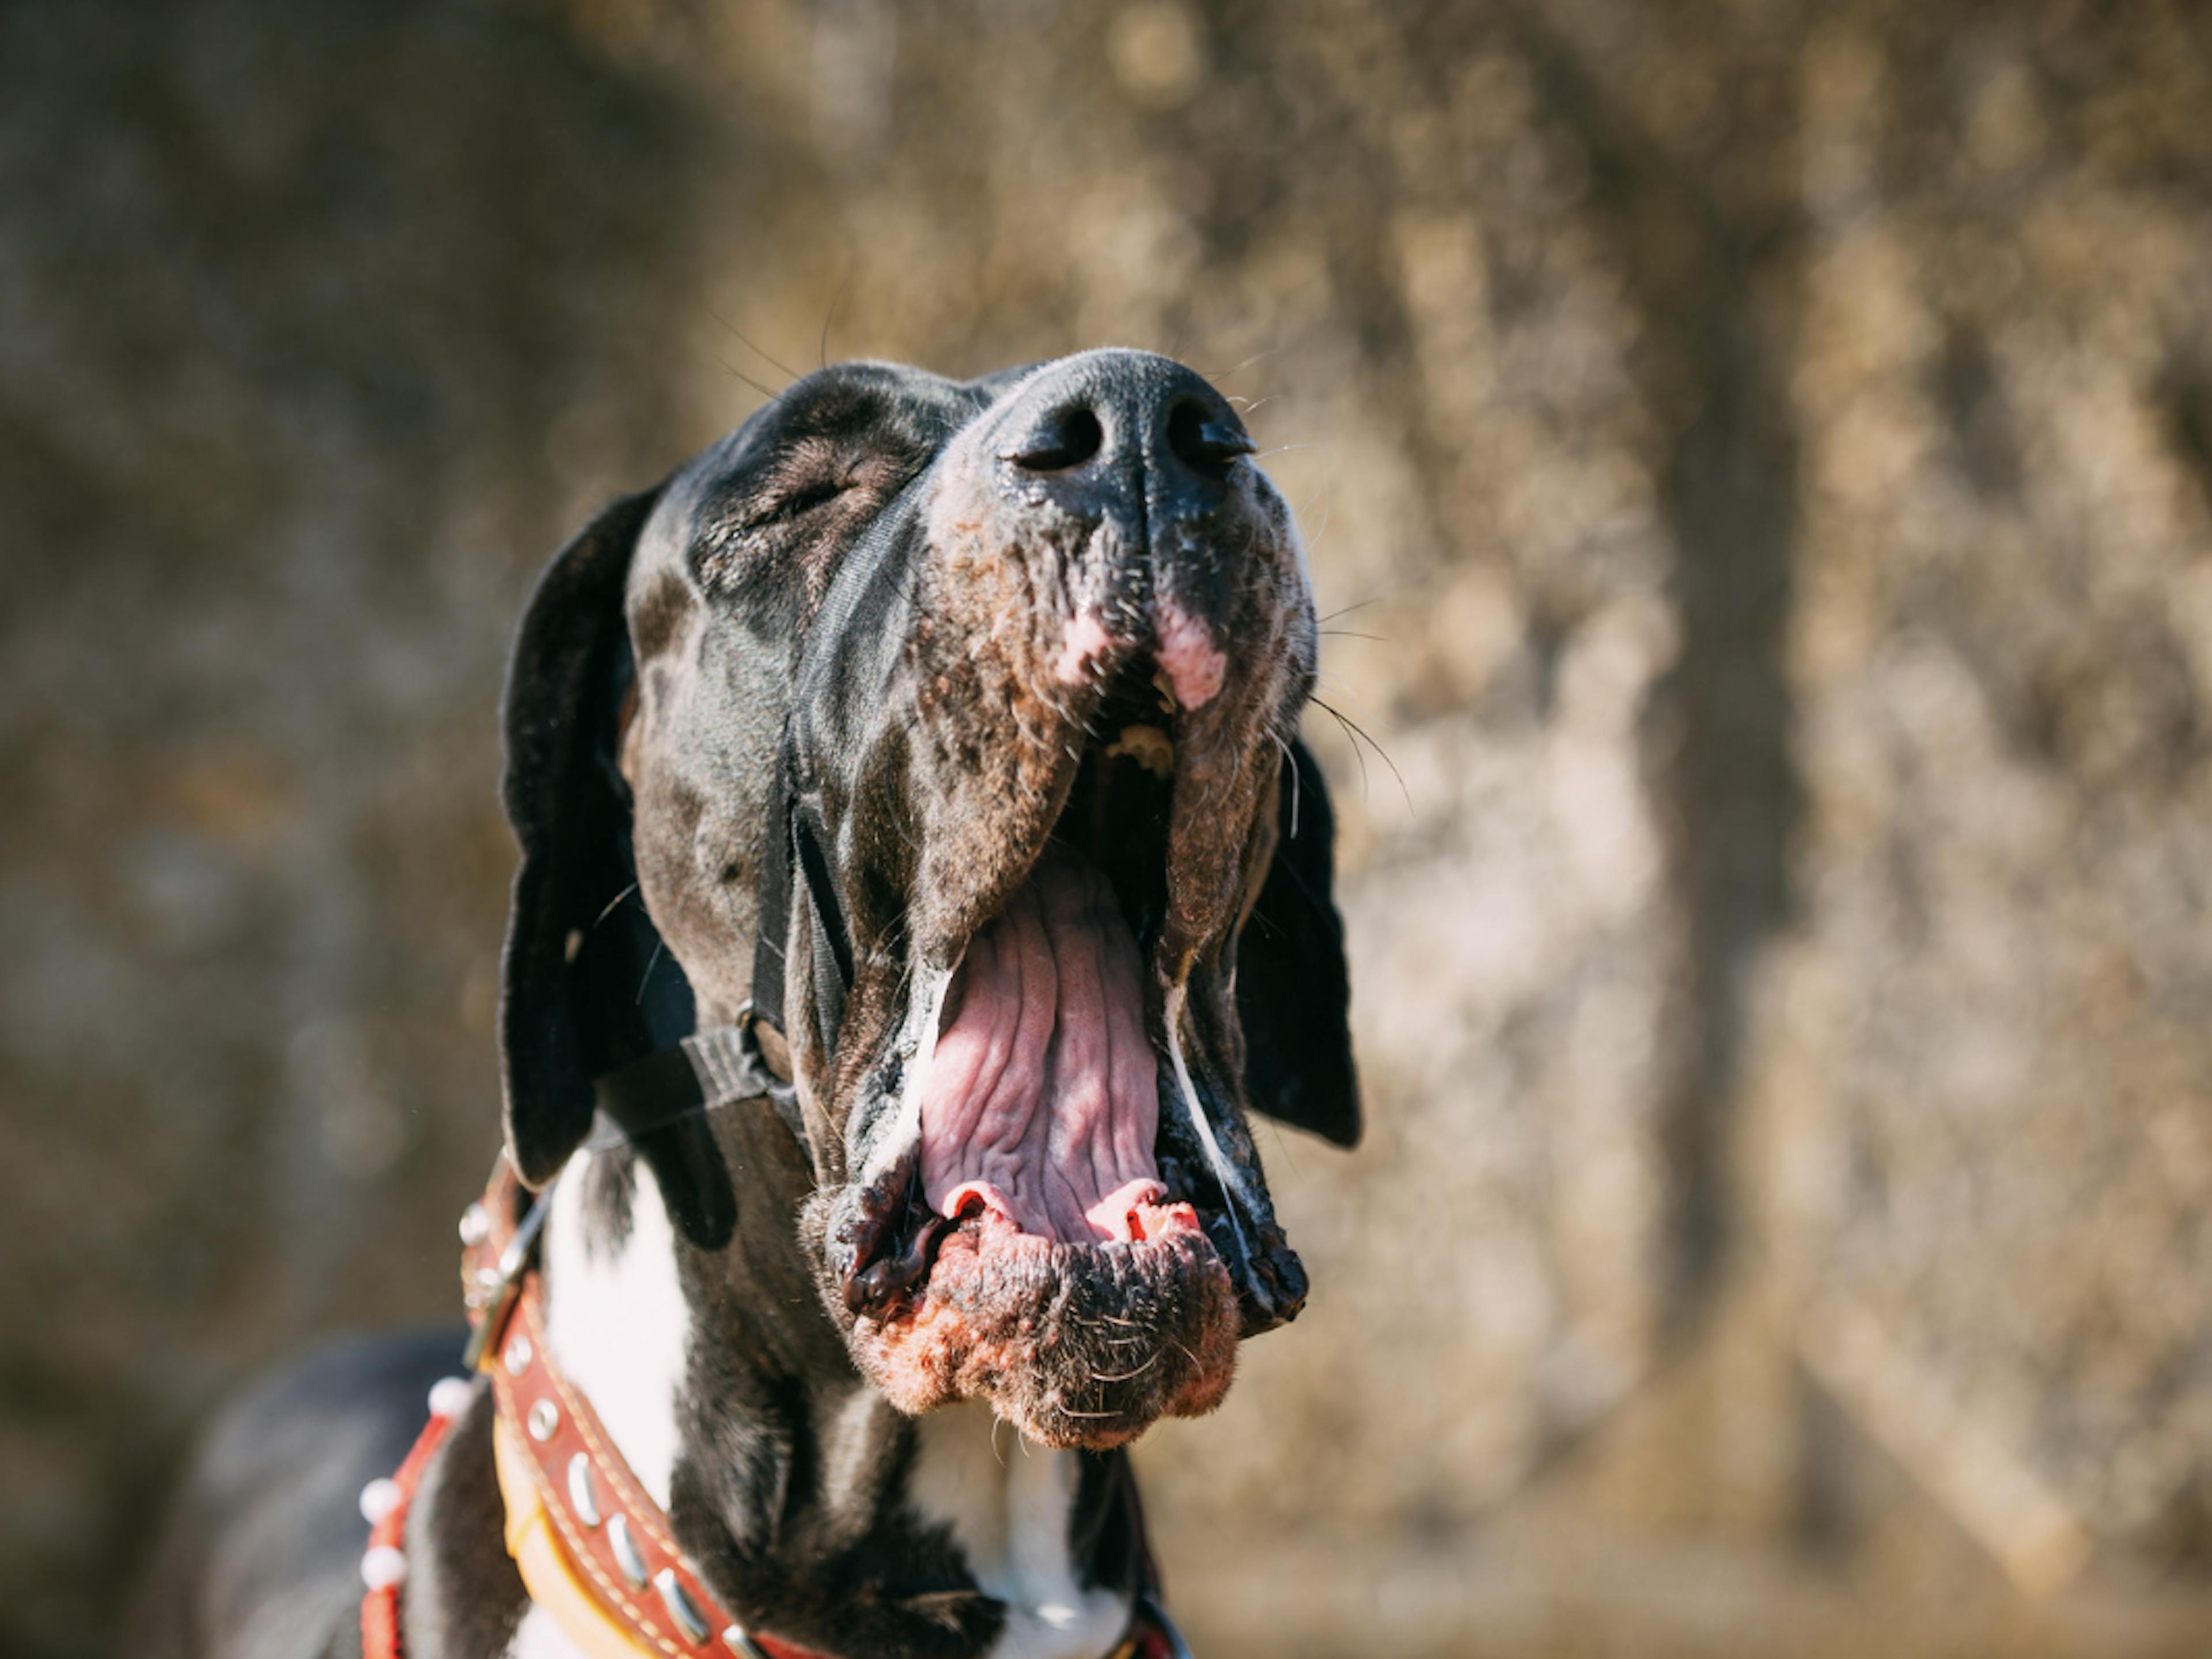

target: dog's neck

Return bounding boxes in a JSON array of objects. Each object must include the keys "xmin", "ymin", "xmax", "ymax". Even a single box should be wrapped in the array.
[{"xmin": 426, "ymin": 1143, "xmax": 1140, "ymax": 1659}]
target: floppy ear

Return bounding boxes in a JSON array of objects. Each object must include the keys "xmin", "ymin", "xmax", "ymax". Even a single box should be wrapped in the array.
[
  {"xmin": 498, "ymin": 488, "xmax": 695, "ymax": 1187},
  {"xmin": 1235, "ymin": 736, "xmax": 1360, "ymax": 1147}
]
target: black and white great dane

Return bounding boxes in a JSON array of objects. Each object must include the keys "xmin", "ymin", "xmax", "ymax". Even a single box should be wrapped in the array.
[{"xmin": 133, "ymin": 349, "xmax": 1358, "ymax": 1659}]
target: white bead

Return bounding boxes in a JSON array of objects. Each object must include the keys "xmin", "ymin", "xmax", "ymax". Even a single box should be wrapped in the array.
[
  {"xmin": 358, "ymin": 1478, "xmax": 402, "ymax": 1525},
  {"xmin": 427, "ymin": 1376, "xmax": 474, "ymax": 1420},
  {"xmin": 361, "ymin": 1546, "xmax": 408, "ymax": 1590}
]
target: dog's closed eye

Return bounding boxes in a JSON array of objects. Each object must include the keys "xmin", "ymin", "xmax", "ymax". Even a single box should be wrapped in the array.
[
  {"xmin": 764, "ymin": 478, "xmax": 849, "ymax": 518},
  {"xmin": 700, "ymin": 444, "xmax": 905, "ymax": 592},
  {"xmin": 748, "ymin": 449, "xmax": 857, "ymax": 525},
  {"xmin": 756, "ymin": 430, "xmax": 928, "ymax": 518}
]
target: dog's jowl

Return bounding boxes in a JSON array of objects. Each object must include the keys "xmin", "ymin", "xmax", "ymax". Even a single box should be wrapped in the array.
[{"xmin": 135, "ymin": 351, "xmax": 1358, "ymax": 1659}]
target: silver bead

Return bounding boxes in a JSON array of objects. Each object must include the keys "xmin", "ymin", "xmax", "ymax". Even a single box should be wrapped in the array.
[
  {"xmin": 503, "ymin": 1332, "xmax": 533, "ymax": 1375},
  {"xmin": 359, "ymin": 1478, "xmax": 402, "ymax": 1525},
  {"xmin": 607, "ymin": 1514, "xmax": 649, "ymax": 1589},
  {"xmin": 360, "ymin": 1546, "xmax": 408, "ymax": 1590},
  {"xmin": 654, "ymin": 1569, "xmax": 711, "ymax": 1644},
  {"xmin": 566, "ymin": 1452, "xmax": 603, "ymax": 1527},
  {"xmin": 427, "ymin": 1377, "xmax": 474, "ymax": 1421},
  {"xmin": 527, "ymin": 1398, "xmax": 560, "ymax": 1442}
]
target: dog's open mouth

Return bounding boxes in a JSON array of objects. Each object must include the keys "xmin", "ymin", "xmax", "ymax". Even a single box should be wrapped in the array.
[
  {"xmin": 921, "ymin": 843, "xmax": 1181, "ymax": 1244},
  {"xmin": 833, "ymin": 666, "xmax": 1245, "ymax": 1448}
]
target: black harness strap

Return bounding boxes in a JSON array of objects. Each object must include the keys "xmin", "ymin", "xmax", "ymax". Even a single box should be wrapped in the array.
[
  {"xmin": 590, "ymin": 1024, "xmax": 800, "ymax": 1150},
  {"xmin": 749, "ymin": 738, "xmax": 856, "ymax": 1063},
  {"xmin": 749, "ymin": 742, "xmax": 800, "ymax": 1037},
  {"xmin": 594, "ymin": 732, "xmax": 858, "ymax": 1164},
  {"xmin": 794, "ymin": 802, "xmax": 851, "ymax": 1058}
]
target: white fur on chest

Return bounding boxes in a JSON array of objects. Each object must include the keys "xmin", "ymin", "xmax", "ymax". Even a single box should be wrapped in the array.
[
  {"xmin": 907, "ymin": 1402, "xmax": 1130, "ymax": 1659},
  {"xmin": 501, "ymin": 1157, "xmax": 688, "ymax": 1659},
  {"xmin": 541, "ymin": 1150, "xmax": 690, "ymax": 1511}
]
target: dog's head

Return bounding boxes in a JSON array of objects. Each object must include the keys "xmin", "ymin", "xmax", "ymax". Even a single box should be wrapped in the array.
[{"xmin": 499, "ymin": 349, "xmax": 1356, "ymax": 1449}]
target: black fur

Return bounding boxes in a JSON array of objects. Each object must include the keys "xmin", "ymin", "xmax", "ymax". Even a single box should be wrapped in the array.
[
  {"xmin": 139, "ymin": 351, "xmax": 1355, "ymax": 1659},
  {"xmin": 498, "ymin": 486, "xmax": 692, "ymax": 1188}
]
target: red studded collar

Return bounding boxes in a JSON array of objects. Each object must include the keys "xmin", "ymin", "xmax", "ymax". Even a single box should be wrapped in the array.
[{"xmin": 357, "ymin": 1157, "xmax": 1186, "ymax": 1659}]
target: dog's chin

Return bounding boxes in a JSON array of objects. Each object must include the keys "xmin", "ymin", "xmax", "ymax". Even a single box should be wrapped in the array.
[{"xmin": 847, "ymin": 1202, "xmax": 1238, "ymax": 1449}]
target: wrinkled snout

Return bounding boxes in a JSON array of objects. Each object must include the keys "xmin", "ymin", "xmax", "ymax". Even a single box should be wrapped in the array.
[{"xmin": 904, "ymin": 349, "xmax": 1316, "ymax": 970}]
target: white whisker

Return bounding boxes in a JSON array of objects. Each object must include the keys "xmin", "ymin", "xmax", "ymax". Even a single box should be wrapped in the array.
[
  {"xmin": 1165, "ymin": 984, "xmax": 1249, "ymax": 1264},
  {"xmin": 862, "ymin": 956, "xmax": 960, "ymax": 1185}
]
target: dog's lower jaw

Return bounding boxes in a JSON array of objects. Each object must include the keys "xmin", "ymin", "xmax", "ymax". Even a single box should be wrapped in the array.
[{"xmin": 842, "ymin": 1205, "xmax": 1238, "ymax": 1451}]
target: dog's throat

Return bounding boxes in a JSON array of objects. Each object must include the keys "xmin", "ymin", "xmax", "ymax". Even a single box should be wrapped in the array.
[{"xmin": 918, "ymin": 847, "xmax": 1166, "ymax": 1243}]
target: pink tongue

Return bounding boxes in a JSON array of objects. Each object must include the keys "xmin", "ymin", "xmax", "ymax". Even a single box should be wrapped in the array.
[{"xmin": 919, "ymin": 848, "xmax": 1165, "ymax": 1243}]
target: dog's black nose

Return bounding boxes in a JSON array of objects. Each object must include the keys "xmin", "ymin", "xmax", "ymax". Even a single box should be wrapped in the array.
[{"xmin": 998, "ymin": 350, "xmax": 1253, "ymax": 526}]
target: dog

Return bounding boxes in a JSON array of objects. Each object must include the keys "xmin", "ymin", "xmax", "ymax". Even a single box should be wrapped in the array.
[{"xmin": 133, "ymin": 349, "xmax": 1358, "ymax": 1659}]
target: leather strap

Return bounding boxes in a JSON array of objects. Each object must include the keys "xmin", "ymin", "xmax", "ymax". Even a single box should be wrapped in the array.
[
  {"xmin": 747, "ymin": 740, "xmax": 854, "ymax": 1071},
  {"xmin": 454, "ymin": 1157, "xmax": 1185, "ymax": 1659},
  {"xmin": 747, "ymin": 743, "xmax": 799, "ymax": 1043},
  {"xmin": 465, "ymin": 1157, "xmax": 820, "ymax": 1659},
  {"xmin": 588, "ymin": 1024, "xmax": 801, "ymax": 1153},
  {"xmin": 486, "ymin": 1283, "xmax": 819, "ymax": 1659},
  {"xmin": 358, "ymin": 1392, "xmax": 461, "ymax": 1659}
]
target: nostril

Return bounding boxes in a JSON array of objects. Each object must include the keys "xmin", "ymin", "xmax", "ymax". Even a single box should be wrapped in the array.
[
  {"xmin": 1165, "ymin": 397, "xmax": 1255, "ymax": 479},
  {"xmin": 1004, "ymin": 405, "xmax": 1105, "ymax": 472}
]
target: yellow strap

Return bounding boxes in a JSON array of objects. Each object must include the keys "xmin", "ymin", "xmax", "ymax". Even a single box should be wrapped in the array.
[{"xmin": 492, "ymin": 1417, "xmax": 669, "ymax": 1659}]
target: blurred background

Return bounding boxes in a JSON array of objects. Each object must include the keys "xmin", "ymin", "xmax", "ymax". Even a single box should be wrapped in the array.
[{"xmin": 6, "ymin": 1, "xmax": 2212, "ymax": 1654}]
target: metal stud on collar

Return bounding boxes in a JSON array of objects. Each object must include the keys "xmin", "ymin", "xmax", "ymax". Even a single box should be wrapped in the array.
[
  {"xmin": 721, "ymin": 1626, "xmax": 772, "ymax": 1659},
  {"xmin": 607, "ymin": 1514, "xmax": 650, "ymax": 1589},
  {"xmin": 427, "ymin": 1376, "xmax": 475, "ymax": 1421},
  {"xmin": 360, "ymin": 1545, "xmax": 407, "ymax": 1591},
  {"xmin": 459, "ymin": 1177, "xmax": 555, "ymax": 1370},
  {"xmin": 565, "ymin": 1452, "xmax": 603, "ymax": 1527},
  {"xmin": 358, "ymin": 1478, "xmax": 401, "ymax": 1525},
  {"xmin": 526, "ymin": 1398, "xmax": 560, "ymax": 1442},
  {"xmin": 654, "ymin": 1570, "xmax": 711, "ymax": 1645}
]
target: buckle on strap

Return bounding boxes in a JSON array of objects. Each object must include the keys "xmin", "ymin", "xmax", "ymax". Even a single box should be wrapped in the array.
[{"xmin": 461, "ymin": 1172, "xmax": 552, "ymax": 1371}]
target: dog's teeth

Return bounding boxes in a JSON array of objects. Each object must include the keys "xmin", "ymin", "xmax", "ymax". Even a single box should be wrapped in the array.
[
  {"xmin": 1104, "ymin": 724, "xmax": 1175, "ymax": 779},
  {"xmin": 1150, "ymin": 668, "xmax": 1177, "ymax": 715}
]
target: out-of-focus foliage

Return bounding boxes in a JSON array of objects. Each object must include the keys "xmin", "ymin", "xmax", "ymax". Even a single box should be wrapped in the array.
[{"xmin": 4, "ymin": 1, "xmax": 2211, "ymax": 1654}]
